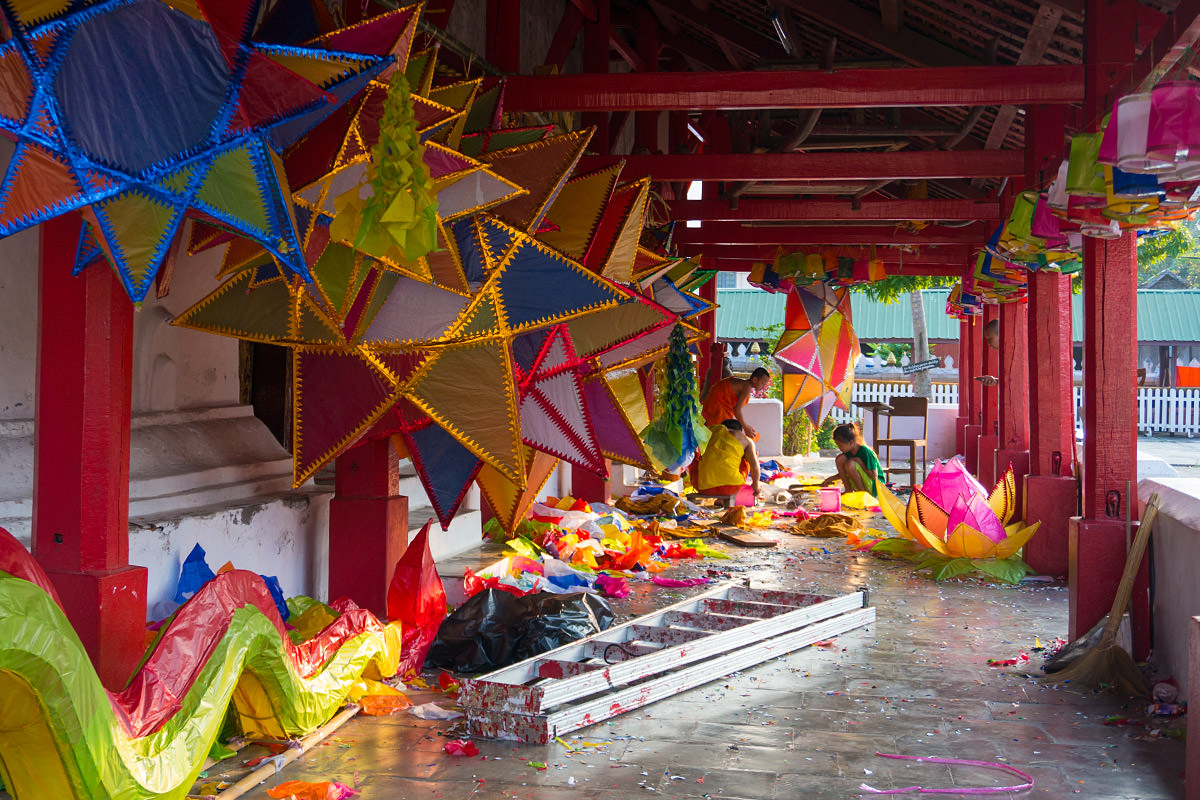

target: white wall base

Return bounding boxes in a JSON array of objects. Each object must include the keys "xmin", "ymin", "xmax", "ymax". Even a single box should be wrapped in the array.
[{"xmin": 1138, "ymin": 478, "xmax": 1200, "ymax": 696}]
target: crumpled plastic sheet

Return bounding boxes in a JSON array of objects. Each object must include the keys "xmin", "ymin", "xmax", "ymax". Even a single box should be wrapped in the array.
[
  {"xmin": 426, "ymin": 589, "xmax": 615, "ymax": 672},
  {"xmin": 443, "ymin": 739, "xmax": 479, "ymax": 756},
  {"xmin": 408, "ymin": 702, "xmax": 464, "ymax": 720},
  {"xmin": 386, "ymin": 520, "xmax": 447, "ymax": 678}
]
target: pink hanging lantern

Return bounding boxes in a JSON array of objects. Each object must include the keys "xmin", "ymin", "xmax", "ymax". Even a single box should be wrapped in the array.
[
  {"xmin": 1146, "ymin": 81, "xmax": 1200, "ymax": 173},
  {"xmin": 1029, "ymin": 194, "xmax": 1069, "ymax": 249},
  {"xmin": 1097, "ymin": 98, "xmax": 1120, "ymax": 166},
  {"xmin": 1116, "ymin": 92, "xmax": 1176, "ymax": 173}
]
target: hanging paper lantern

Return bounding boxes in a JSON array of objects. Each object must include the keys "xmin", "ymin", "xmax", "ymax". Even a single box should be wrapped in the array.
[
  {"xmin": 1146, "ymin": 81, "xmax": 1200, "ymax": 176},
  {"xmin": 1065, "ymin": 133, "xmax": 1108, "ymax": 203},
  {"xmin": 1117, "ymin": 92, "xmax": 1175, "ymax": 174}
]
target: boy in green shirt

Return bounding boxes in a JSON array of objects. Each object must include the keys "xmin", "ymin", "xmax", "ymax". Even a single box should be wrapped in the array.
[{"xmin": 821, "ymin": 423, "xmax": 882, "ymax": 496}]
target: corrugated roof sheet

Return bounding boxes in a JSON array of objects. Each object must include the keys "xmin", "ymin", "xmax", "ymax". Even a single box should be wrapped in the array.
[{"xmin": 716, "ymin": 288, "xmax": 1200, "ymax": 344}]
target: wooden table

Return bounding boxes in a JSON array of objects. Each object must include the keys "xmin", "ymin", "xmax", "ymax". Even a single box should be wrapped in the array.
[{"xmin": 853, "ymin": 401, "xmax": 893, "ymax": 450}]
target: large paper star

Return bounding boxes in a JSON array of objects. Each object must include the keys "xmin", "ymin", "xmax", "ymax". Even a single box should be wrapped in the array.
[
  {"xmin": 0, "ymin": 0, "xmax": 391, "ymax": 301},
  {"xmin": 773, "ymin": 283, "xmax": 861, "ymax": 425}
]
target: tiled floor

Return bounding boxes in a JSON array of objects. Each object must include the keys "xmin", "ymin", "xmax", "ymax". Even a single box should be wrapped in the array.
[{"xmin": 233, "ymin": 498, "xmax": 1188, "ymax": 800}]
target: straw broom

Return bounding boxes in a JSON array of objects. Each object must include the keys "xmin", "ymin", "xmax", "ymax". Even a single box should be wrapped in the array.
[{"xmin": 1043, "ymin": 493, "xmax": 1160, "ymax": 696}]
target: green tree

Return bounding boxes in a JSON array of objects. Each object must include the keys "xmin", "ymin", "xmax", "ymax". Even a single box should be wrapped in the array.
[{"xmin": 1137, "ymin": 217, "xmax": 1200, "ymax": 286}]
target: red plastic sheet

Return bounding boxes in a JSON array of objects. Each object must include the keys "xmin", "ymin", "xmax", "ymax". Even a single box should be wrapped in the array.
[{"xmin": 386, "ymin": 520, "xmax": 447, "ymax": 677}]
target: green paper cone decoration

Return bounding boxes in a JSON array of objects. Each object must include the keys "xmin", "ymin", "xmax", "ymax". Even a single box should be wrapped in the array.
[
  {"xmin": 640, "ymin": 324, "xmax": 711, "ymax": 472},
  {"xmin": 331, "ymin": 71, "xmax": 440, "ymax": 263}
]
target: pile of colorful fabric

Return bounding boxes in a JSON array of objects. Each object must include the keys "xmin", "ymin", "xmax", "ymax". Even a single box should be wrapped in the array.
[
  {"xmin": 464, "ymin": 495, "xmax": 728, "ymax": 600},
  {"xmin": 758, "ymin": 459, "xmax": 795, "ymax": 483}
]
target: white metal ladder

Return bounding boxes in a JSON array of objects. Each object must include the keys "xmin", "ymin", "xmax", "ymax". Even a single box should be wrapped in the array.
[{"xmin": 459, "ymin": 581, "xmax": 875, "ymax": 743}]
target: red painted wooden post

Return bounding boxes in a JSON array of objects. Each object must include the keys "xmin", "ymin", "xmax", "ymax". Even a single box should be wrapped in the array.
[
  {"xmin": 995, "ymin": 301, "xmax": 1030, "ymax": 508},
  {"xmin": 1024, "ymin": 269, "xmax": 1078, "ymax": 576},
  {"xmin": 963, "ymin": 312, "xmax": 984, "ymax": 474},
  {"xmin": 955, "ymin": 318, "xmax": 969, "ymax": 455},
  {"xmin": 571, "ymin": 461, "xmax": 611, "ymax": 503},
  {"xmin": 582, "ymin": 0, "xmax": 611, "ymax": 150},
  {"xmin": 976, "ymin": 304, "xmax": 999, "ymax": 486},
  {"xmin": 33, "ymin": 213, "xmax": 147, "ymax": 690},
  {"xmin": 486, "ymin": 0, "xmax": 521, "ymax": 73},
  {"xmin": 1071, "ymin": 232, "xmax": 1147, "ymax": 653},
  {"xmin": 328, "ymin": 438, "xmax": 408, "ymax": 619},
  {"xmin": 634, "ymin": 7, "xmax": 661, "ymax": 153},
  {"xmin": 1068, "ymin": 0, "xmax": 1149, "ymax": 657},
  {"xmin": 697, "ymin": 276, "xmax": 719, "ymax": 390}
]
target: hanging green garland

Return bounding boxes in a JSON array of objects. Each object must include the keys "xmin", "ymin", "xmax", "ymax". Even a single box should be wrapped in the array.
[
  {"xmin": 640, "ymin": 324, "xmax": 711, "ymax": 472},
  {"xmin": 331, "ymin": 70, "xmax": 439, "ymax": 264}
]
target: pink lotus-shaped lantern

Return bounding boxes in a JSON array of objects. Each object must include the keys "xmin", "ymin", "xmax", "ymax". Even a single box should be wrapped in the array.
[{"xmin": 877, "ymin": 458, "xmax": 1040, "ymax": 560}]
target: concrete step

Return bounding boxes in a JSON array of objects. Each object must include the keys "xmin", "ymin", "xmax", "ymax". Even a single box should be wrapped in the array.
[{"xmin": 409, "ymin": 503, "xmax": 483, "ymax": 564}]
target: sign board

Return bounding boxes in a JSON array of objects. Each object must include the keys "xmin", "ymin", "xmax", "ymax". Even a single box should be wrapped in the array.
[{"xmin": 902, "ymin": 358, "xmax": 940, "ymax": 375}]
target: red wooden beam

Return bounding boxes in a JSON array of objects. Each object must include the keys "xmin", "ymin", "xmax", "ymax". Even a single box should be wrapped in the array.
[
  {"xmin": 545, "ymin": 4, "xmax": 586, "ymax": 70},
  {"xmin": 707, "ymin": 258, "xmax": 967, "ymax": 276},
  {"xmin": 669, "ymin": 197, "xmax": 999, "ymax": 222},
  {"xmin": 675, "ymin": 223, "xmax": 987, "ymax": 246},
  {"xmin": 692, "ymin": 243, "xmax": 970, "ymax": 261},
  {"xmin": 1110, "ymin": 0, "xmax": 1200, "ymax": 108},
  {"xmin": 503, "ymin": 65, "xmax": 1084, "ymax": 111},
  {"xmin": 580, "ymin": 150, "xmax": 1024, "ymax": 182}
]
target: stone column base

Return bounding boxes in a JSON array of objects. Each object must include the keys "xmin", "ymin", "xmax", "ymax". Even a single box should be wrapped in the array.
[
  {"xmin": 1069, "ymin": 516, "xmax": 1150, "ymax": 660},
  {"xmin": 46, "ymin": 564, "xmax": 148, "ymax": 690},
  {"xmin": 1023, "ymin": 475, "xmax": 1078, "ymax": 577}
]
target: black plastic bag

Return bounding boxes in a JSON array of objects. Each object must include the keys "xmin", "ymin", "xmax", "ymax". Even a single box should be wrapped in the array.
[{"xmin": 426, "ymin": 589, "xmax": 615, "ymax": 673}]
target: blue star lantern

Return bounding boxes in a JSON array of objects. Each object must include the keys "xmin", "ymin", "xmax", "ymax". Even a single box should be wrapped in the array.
[{"xmin": 0, "ymin": 0, "xmax": 389, "ymax": 301}]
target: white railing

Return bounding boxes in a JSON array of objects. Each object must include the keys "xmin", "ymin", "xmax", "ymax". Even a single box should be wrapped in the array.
[
  {"xmin": 827, "ymin": 381, "xmax": 1200, "ymax": 437},
  {"xmin": 1137, "ymin": 387, "xmax": 1200, "ymax": 436}
]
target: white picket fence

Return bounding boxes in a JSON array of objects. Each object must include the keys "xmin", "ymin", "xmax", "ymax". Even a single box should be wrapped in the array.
[{"xmin": 828, "ymin": 381, "xmax": 1200, "ymax": 437}]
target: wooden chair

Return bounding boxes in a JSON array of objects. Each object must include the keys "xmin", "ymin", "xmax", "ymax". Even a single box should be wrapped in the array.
[{"xmin": 876, "ymin": 396, "xmax": 929, "ymax": 490}]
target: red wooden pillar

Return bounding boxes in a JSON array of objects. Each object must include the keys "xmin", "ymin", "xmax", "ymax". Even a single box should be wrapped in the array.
[
  {"xmin": 995, "ymin": 301, "xmax": 1030, "ymax": 506},
  {"xmin": 486, "ymin": 0, "xmax": 521, "ymax": 73},
  {"xmin": 1024, "ymin": 269, "xmax": 1078, "ymax": 576},
  {"xmin": 699, "ymin": 277, "xmax": 724, "ymax": 392},
  {"xmin": 582, "ymin": 0, "xmax": 610, "ymax": 148},
  {"xmin": 571, "ymin": 461, "xmax": 612, "ymax": 503},
  {"xmin": 634, "ymin": 7, "xmax": 660, "ymax": 153},
  {"xmin": 328, "ymin": 438, "xmax": 408, "ymax": 618},
  {"xmin": 955, "ymin": 318, "xmax": 969, "ymax": 456},
  {"xmin": 976, "ymin": 304, "xmax": 1000, "ymax": 486},
  {"xmin": 1070, "ymin": 234, "xmax": 1147, "ymax": 654},
  {"xmin": 963, "ymin": 314, "xmax": 984, "ymax": 473},
  {"xmin": 1067, "ymin": 0, "xmax": 1148, "ymax": 657},
  {"xmin": 33, "ymin": 213, "xmax": 147, "ymax": 690}
]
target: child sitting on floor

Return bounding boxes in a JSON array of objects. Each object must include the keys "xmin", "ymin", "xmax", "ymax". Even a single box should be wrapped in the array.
[{"xmin": 821, "ymin": 422, "xmax": 881, "ymax": 496}]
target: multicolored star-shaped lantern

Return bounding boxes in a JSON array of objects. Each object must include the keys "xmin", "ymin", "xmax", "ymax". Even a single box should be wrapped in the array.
[
  {"xmin": 0, "ymin": 0, "xmax": 391, "ymax": 301},
  {"xmin": 772, "ymin": 283, "xmax": 861, "ymax": 425}
]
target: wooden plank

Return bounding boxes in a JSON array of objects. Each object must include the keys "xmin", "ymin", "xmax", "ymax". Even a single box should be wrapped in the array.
[{"xmin": 982, "ymin": 4, "xmax": 1063, "ymax": 151}]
